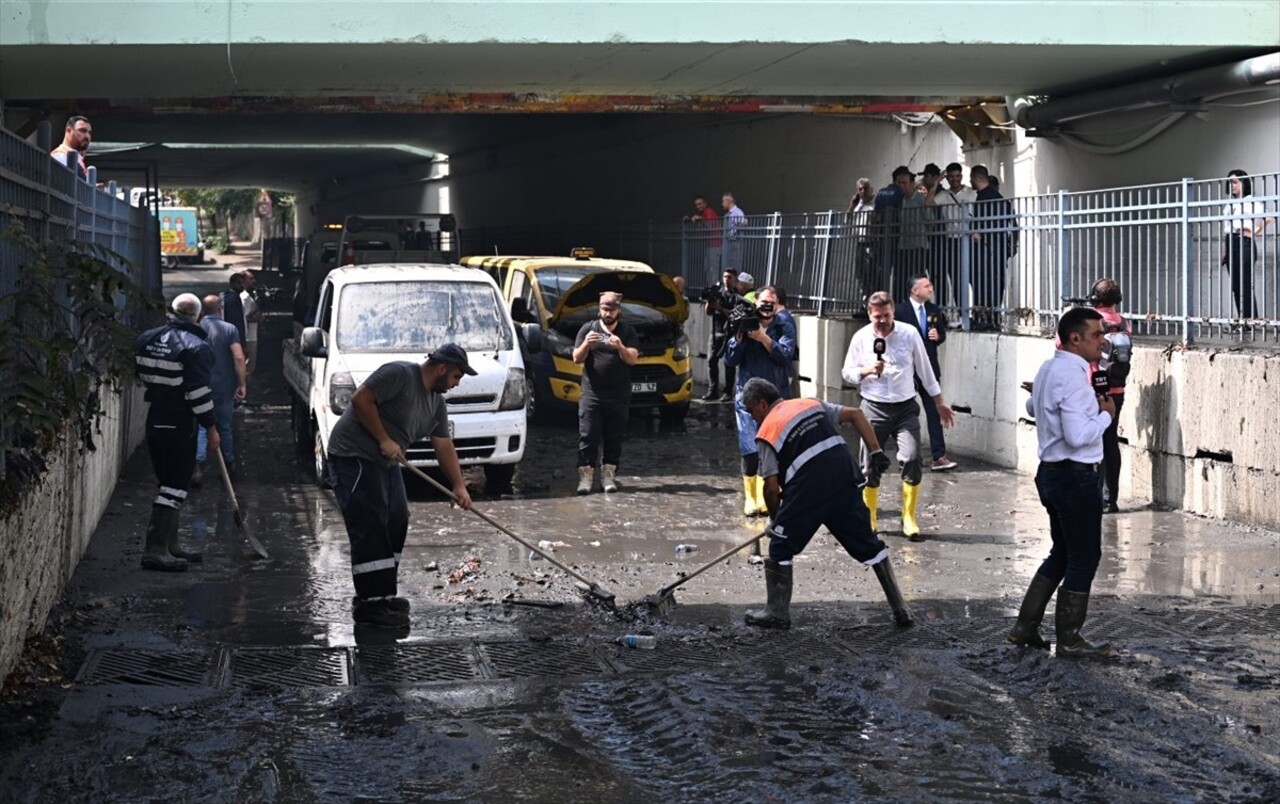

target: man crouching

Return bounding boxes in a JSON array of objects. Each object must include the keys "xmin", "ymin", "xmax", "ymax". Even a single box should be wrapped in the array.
[{"xmin": 740, "ymin": 378, "xmax": 912, "ymax": 629}]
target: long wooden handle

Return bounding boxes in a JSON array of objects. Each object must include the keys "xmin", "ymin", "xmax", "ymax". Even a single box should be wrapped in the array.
[
  {"xmin": 396, "ymin": 458, "xmax": 597, "ymax": 587},
  {"xmin": 214, "ymin": 450, "xmax": 239, "ymax": 513},
  {"xmin": 658, "ymin": 530, "xmax": 767, "ymax": 597}
]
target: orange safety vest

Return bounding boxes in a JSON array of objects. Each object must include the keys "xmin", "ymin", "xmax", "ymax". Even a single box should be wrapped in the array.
[{"xmin": 756, "ymin": 398, "xmax": 847, "ymax": 486}]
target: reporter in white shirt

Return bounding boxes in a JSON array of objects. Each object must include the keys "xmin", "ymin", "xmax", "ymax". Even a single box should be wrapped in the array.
[
  {"xmin": 841, "ymin": 291, "xmax": 954, "ymax": 540},
  {"xmin": 1008, "ymin": 307, "xmax": 1116, "ymax": 660}
]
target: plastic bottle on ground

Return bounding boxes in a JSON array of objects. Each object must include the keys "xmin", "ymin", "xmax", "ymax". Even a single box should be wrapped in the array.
[
  {"xmin": 675, "ymin": 543, "xmax": 698, "ymax": 554},
  {"xmin": 616, "ymin": 634, "xmax": 657, "ymax": 650}
]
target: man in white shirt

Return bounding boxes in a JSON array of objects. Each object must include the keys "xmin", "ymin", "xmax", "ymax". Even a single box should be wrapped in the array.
[
  {"xmin": 1008, "ymin": 307, "xmax": 1116, "ymax": 660},
  {"xmin": 722, "ymin": 192, "xmax": 746, "ymax": 271},
  {"xmin": 928, "ymin": 162, "xmax": 977, "ymax": 308},
  {"xmin": 841, "ymin": 292, "xmax": 954, "ymax": 541},
  {"xmin": 240, "ymin": 270, "xmax": 262, "ymax": 379}
]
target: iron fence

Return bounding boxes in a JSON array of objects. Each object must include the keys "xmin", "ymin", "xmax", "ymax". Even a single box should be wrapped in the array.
[{"xmin": 0, "ymin": 123, "xmax": 161, "ymax": 477}]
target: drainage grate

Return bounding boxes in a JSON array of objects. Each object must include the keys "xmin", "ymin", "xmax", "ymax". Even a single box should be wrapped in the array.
[
  {"xmin": 477, "ymin": 641, "xmax": 609, "ymax": 679},
  {"xmin": 355, "ymin": 643, "xmax": 480, "ymax": 685},
  {"xmin": 1086, "ymin": 612, "xmax": 1186, "ymax": 641},
  {"xmin": 943, "ymin": 618, "xmax": 1021, "ymax": 643},
  {"xmin": 837, "ymin": 623, "xmax": 956, "ymax": 652},
  {"xmin": 76, "ymin": 649, "xmax": 214, "ymax": 687},
  {"xmin": 606, "ymin": 639, "xmax": 732, "ymax": 674},
  {"xmin": 1227, "ymin": 605, "xmax": 1280, "ymax": 633},
  {"xmin": 723, "ymin": 633, "xmax": 853, "ymax": 667},
  {"xmin": 226, "ymin": 647, "xmax": 351, "ymax": 688}
]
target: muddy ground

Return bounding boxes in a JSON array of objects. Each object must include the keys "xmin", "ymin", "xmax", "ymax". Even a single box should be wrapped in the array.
[{"xmin": 2, "ymin": 267, "xmax": 1278, "ymax": 803}]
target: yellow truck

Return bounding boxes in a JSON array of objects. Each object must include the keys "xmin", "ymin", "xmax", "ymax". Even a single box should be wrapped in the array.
[{"xmin": 461, "ymin": 251, "xmax": 692, "ymax": 422}]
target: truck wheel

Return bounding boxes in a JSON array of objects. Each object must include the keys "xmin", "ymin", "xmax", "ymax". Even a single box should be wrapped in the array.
[
  {"xmin": 162, "ymin": 256, "xmax": 178, "ymax": 269},
  {"xmin": 484, "ymin": 464, "xmax": 516, "ymax": 494},
  {"xmin": 291, "ymin": 399, "xmax": 311, "ymax": 452},
  {"xmin": 313, "ymin": 428, "xmax": 330, "ymax": 489},
  {"xmin": 526, "ymin": 375, "xmax": 549, "ymax": 424},
  {"xmin": 659, "ymin": 402, "xmax": 690, "ymax": 423}
]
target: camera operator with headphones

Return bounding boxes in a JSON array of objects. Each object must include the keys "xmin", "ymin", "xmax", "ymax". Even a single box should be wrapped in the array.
[
  {"xmin": 699, "ymin": 269, "xmax": 743, "ymax": 401},
  {"xmin": 724, "ymin": 286, "xmax": 797, "ymax": 516},
  {"xmin": 1087, "ymin": 278, "xmax": 1131, "ymax": 513}
]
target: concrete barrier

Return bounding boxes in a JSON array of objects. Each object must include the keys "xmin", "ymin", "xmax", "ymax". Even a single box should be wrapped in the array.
[
  {"xmin": 689, "ymin": 312, "xmax": 1280, "ymax": 530},
  {"xmin": 0, "ymin": 386, "xmax": 146, "ymax": 681}
]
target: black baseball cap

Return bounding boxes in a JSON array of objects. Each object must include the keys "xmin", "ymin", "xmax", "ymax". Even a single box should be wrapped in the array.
[
  {"xmin": 921, "ymin": 163, "xmax": 942, "ymax": 176},
  {"xmin": 428, "ymin": 343, "xmax": 477, "ymax": 376}
]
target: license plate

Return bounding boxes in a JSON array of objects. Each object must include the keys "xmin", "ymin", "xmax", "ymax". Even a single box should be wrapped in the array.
[{"xmin": 632, "ymin": 382, "xmax": 657, "ymax": 394}]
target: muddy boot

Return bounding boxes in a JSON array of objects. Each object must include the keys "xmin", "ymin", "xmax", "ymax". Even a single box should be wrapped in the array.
[
  {"xmin": 701, "ymin": 385, "xmax": 719, "ymax": 401},
  {"xmin": 1055, "ymin": 590, "xmax": 1113, "ymax": 660},
  {"xmin": 352, "ymin": 595, "xmax": 410, "ymax": 613},
  {"xmin": 872, "ymin": 558, "xmax": 913, "ymax": 627},
  {"xmin": 163, "ymin": 507, "xmax": 203, "ymax": 563},
  {"xmin": 601, "ymin": 464, "xmax": 619, "ymax": 493},
  {"xmin": 353, "ymin": 598, "xmax": 410, "ymax": 628},
  {"xmin": 1007, "ymin": 573, "xmax": 1057, "ymax": 649},
  {"xmin": 862, "ymin": 486, "xmax": 879, "ymax": 532},
  {"xmin": 576, "ymin": 466, "xmax": 595, "ymax": 495},
  {"xmin": 901, "ymin": 482, "xmax": 922, "ymax": 541},
  {"xmin": 744, "ymin": 560, "xmax": 792, "ymax": 629},
  {"xmin": 141, "ymin": 506, "xmax": 187, "ymax": 572}
]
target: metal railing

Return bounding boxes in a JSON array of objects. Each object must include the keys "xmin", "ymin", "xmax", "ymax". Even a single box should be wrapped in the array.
[{"xmin": 0, "ymin": 123, "xmax": 161, "ymax": 477}]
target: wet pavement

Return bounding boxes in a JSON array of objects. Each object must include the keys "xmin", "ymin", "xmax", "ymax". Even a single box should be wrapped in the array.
[{"xmin": 2, "ymin": 269, "xmax": 1279, "ymax": 802}]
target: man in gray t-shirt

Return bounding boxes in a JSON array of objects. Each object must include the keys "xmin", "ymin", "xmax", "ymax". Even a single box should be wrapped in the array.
[{"xmin": 326, "ymin": 344, "xmax": 477, "ymax": 630}]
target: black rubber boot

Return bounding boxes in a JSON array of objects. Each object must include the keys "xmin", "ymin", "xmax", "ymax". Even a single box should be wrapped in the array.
[
  {"xmin": 141, "ymin": 506, "xmax": 187, "ymax": 572},
  {"xmin": 872, "ymin": 559, "xmax": 913, "ymax": 627},
  {"xmin": 744, "ymin": 560, "xmax": 792, "ymax": 629},
  {"xmin": 162, "ymin": 505, "xmax": 203, "ymax": 563},
  {"xmin": 1007, "ymin": 574, "xmax": 1057, "ymax": 649},
  {"xmin": 353, "ymin": 598, "xmax": 410, "ymax": 628},
  {"xmin": 1055, "ymin": 589, "xmax": 1113, "ymax": 660},
  {"xmin": 352, "ymin": 595, "xmax": 409, "ymax": 613}
]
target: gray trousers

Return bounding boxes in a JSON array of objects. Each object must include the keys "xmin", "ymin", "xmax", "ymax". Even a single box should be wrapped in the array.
[{"xmin": 859, "ymin": 398, "xmax": 923, "ymax": 486}]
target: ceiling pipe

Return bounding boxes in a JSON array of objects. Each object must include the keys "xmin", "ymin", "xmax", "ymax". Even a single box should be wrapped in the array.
[{"xmin": 1010, "ymin": 51, "xmax": 1280, "ymax": 130}]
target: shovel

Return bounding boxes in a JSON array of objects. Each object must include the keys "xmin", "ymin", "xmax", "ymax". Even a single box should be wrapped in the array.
[
  {"xmin": 635, "ymin": 530, "xmax": 767, "ymax": 616},
  {"xmin": 397, "ymin": 458, "xmax": 617, "ymax": 609},
  {"xmin": 214, "ymin": 451, "xmax": 270, "ymax": 559}
]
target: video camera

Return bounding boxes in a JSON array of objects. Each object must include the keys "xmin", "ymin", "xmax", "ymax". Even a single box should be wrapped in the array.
[
  {"xmin": 699, "ymin": 284, "xmax": 740, "ymax": 308},
  {"xmin": 726, "ymin": 300, "xmax": 761, "ymax": 338}
]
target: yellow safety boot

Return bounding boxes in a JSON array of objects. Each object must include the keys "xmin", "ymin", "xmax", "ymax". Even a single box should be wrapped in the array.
[
  {"xmin": 743, "ymin": 475, "xmax": 760, "ymax": 516},
  {"xmin": 862, "ymin": 486, "xmax": 879, "ymax": 532},
  {"xmin": 750, "ymin": 475, "xmax": 769, "ymax": 516},
  {"xmin": 902, "ymin": 481, "xmax": 922, "ymax": 540}
]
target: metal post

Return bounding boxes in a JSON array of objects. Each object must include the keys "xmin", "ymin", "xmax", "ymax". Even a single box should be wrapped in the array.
[
  {"xmin": 1180, "ymin": 177, "xmax": 1194, "ymax": 345},
  {"xmin": 815, "ymin": 211, "xmax": 832, "ymax": 317},
  {"xmin": 764, "ymin": 212, "xmax": 782, "ymax": 287},
  {"xmin": 959, "ymin": 204, "xmax": 971, "ymax": 331},
  {"xmin": 1056, "ymin": 190, "xmax": 1070, "ymax": 322}
]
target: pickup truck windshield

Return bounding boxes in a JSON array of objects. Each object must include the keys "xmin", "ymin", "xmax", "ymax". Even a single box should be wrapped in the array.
[{"xmin": 336, "ymin": 281, "xmax": 513, "ymax": 353}]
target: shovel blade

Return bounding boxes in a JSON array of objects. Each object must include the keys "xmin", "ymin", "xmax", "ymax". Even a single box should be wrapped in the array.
[{"xmin": 235, "ymin": 509, "xmax": 270, "ymax": 560}]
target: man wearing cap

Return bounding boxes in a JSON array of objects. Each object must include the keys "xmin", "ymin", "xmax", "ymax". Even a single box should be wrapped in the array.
[
  {"xmin": 737, "ymin": 272, "xmax": 757, "ymax": 302},
  {"xmin": 572, "ymin": 291, "xmax": 640, "ymax": 494},
  {"xmin": 134, "ymin": 293, "xmax": 221, "ymax": 572},
  {"xmin": 326, "ymin": 345, "xmax": 476, "ymax": 629}
]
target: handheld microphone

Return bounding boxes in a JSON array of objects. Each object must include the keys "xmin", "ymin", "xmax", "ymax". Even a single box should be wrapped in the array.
[
  {"xmin": 1091, "ymin": 369, "xmax": 1110, "ymax": 395},
  {"xmin": 873, "ymin": 337, "xmax": 886, "ymax": 363}
]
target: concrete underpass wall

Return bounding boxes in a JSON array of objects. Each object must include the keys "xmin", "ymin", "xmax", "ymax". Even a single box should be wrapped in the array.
[
  {"xmin": 0, "ymin": 386, "xmax": 147, "ymax": 681},
  {"xmin": 449, "ymin": 115, "xmax": 961, "ymax": 228},
  {"xmin": 685, "ymin": 312, "xmax": 1280, "ymax": 530}
]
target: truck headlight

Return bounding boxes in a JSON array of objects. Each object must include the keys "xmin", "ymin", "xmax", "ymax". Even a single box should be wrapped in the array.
[
  {"xmin": 499, "ymin": 367, "xmax": 526, "ymax": 411},
  {"xmin": 673, "ymin": 334, "xmax": 690, "ymax": 361},
  {"xmin": 330, "ymin": 372, "xmax": 356, "ymax": 414}
]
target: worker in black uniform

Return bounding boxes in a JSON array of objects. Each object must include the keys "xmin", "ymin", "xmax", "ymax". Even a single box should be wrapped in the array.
[
  {"xmin": 134, "ymin": 293, "xmax": 220, "ymax": 571},
  {"xmin": 740, "ymin": 377, "xmax": 911, "ymax": 630}
]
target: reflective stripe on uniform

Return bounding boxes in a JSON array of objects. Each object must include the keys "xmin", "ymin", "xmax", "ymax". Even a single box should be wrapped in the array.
[
  {"xmin": 784, "ymin": 435, "xmax": 847, "ymax": 484},
  {"xmin": 185, "ymin": 386, "xmax": 212, "ymax": 401},
  {"xmin": 160, "ymin": 486, "xmax": 188, "ymax": 500},
  {"xmin": 191, "ymin": 401, "xmax": 214, "ymax": 414},
  {"xmin": 136, "ymin": 357, "xmax": 183, "ymax": 371},
  {"xmin": 351, "ymin": 557, "xmax": 397, "ymax": 575},
  {"xmin": 154, "ymin": 495, "xmax": 181, "ymax": 509},
  {"xmin": 138, "ymin": 373, "xmax": 182, "ymax": 386},
  {"xmin": 862, "ymin": 547, "xmax": 889, "ymax": 567}
]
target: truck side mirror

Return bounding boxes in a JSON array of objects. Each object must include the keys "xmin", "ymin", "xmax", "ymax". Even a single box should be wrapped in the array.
[
  {"xmin": 521, "ymin": 323, "xmax": 544, "ymax": 353},
  {"xmin": 301, "ymin": 326, "xmax": 328, "ymax": 358}
]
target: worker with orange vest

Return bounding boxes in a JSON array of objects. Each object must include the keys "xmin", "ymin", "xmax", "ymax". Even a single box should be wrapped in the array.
[{"xmin": 739, "ymin": 377, "xmax": 912, "ymax": 630}]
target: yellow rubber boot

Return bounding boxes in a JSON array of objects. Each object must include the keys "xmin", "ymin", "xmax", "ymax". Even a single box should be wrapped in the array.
[
  {"xmin": 862, "ymin": 486, "xmax": 879, "ymax": 532},
  {"xmin": 743, "ymin": 476, "xmax": 759, "ymax": 516},
  {"xmin": 902, "ymin": 482, "xmax": 922, "ymax": 540},
  {"xmin": 751, "ymin": 475, "xmax": 769, "ymax": 516}
]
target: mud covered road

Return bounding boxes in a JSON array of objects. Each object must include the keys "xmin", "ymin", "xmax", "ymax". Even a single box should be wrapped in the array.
[{"xmin": 2, "ymin": 271, "xmax": 1278, "ymax": 802}]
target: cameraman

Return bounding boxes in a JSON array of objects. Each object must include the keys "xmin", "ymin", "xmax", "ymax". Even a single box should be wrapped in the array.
[
  {"xmin": 724, "ymin": 286, "xmax": 797, "ymax": 516},
  {"xmin": 701, "ymin": 269, "xmax": 741, "ymax": 401},
  {"xmin": 1090, "ymin": 278, "xmax": 1131, "ymax": 513}
]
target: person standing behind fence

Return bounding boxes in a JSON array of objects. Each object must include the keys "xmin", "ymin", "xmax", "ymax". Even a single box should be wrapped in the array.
[
  {"xmin": 1222, "ymin": 170, "xmax": 1274, "ymax": 321},
  {"xmin": 192, "ymin": 295, "xmax": 247, "ymax": 488},
  {"xmin": 930, "ymin": 163, "xmax": 976, "ymax": 308},
  {"xmin": 687, "ymin": 196, "xmax": 722, "ymax": 274},
  {"xmin": 873, "ymin": 167, "xmax": 910, "ymax": 300},
  {"xmin": 722, "ymin": 193, "xmax": 746, "ymax": 271},
  {"xmin": 221, "ymin": 272, "xmax": 248, "ymax": 346},
  {"xmin": 240, "ymin": 269, "xmax": 261, "ymax": 379},
  {"xmin": 50, "ymin": 115, "xmax": 92, "ymax": 180},
  {"xmin": 969, "ymin": 166, "xmax": 1013, "ymax": 331},
  {"xmin": 847, "ymin": 179, "xmax": 878, "ymax": 303}
]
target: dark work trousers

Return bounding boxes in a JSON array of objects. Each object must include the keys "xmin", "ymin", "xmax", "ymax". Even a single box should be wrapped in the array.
[
  {"xmin": 146, "ymin": 405, "xmax": 197, "ymax": 511},
  {"xmin": 1033, "ymin": 461, "xmax": 1104, "ymax": 594},
  {"xmin": 706, "ymin": 326, "xmax": 734, "ymax": 391},
  {"xmin": 579, "ymin": 393, "xmax": 630, "ymax": 468},
  {"xmin": 767, "ymin": 451, "xmax": 887, "ymax": 565},
  {"xmin": 329, "ymin": 455, "xmax": 410, "ymax": 601},
  {"xmin": 915, "ymin": 379, "xmax": 946, "ymax": 461},
  {"xmin": 934, "ymin": 238, "xmax": 962, "ymax": 308},
  {"xmin": 1228, "ymin": 234, "xmax": 1257, "ymax": 319},
  {"xmin": 858, "ymin": 398, "xmax": 923, "ymax": 486},
  {"xmin": 1101, "ymin": 394, "xmax": 1125, "ymax": 505},
  {"xmin": 970, "ymin": 241, "xmax": 1006, "ymax": 326}
]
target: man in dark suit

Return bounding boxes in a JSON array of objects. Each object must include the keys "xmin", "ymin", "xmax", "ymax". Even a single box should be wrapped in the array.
[{"xmin": 896, "ymin": 275, "xmax": 958, "ymax": 471}]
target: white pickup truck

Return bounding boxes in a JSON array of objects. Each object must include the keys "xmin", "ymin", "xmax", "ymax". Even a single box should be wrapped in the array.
[{"xmin": 283, "ymin": 263, "xmax": 528, "ymax": 490}]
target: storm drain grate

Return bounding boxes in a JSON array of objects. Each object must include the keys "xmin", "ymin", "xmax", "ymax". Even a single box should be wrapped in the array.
[
  {"xmin": 1227, "ymin": 605, "xmax": 1280, "ymax": 633},
  {"xmin": 724, "ymin": 633, "xmax": 853, "ymax": 667},
  {"xmin": 1085, "ymin": 612, "xmax": 1187, "ymax": 641},
  {"xmin": 226, "ymin": 647, "xmax": 351, "ymax": 688},
  {"xmin": 477, "ymin": 641, "xmax": 609, "ymax": 679},
  {"xmin": 76, "ymin": 649, "xmax": 213, "ymax": 687},
  {"xmin": 1141, "ymin": 608, "xmax": 1250, "ymax": 637},
  {"xmin": 355, "ymin": 643, "xmax": 480, "ymax": 685},
  {"xmin": 607, "ymin": 640, "xmax": 732, "ymax": 674},
  {"xmin": 837, "ymin": 623, "xmax": 956, "ymax": 653},
  {"xmin": 938, "ymin": 618, "xmax": 1020, "ymax": 643}
]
